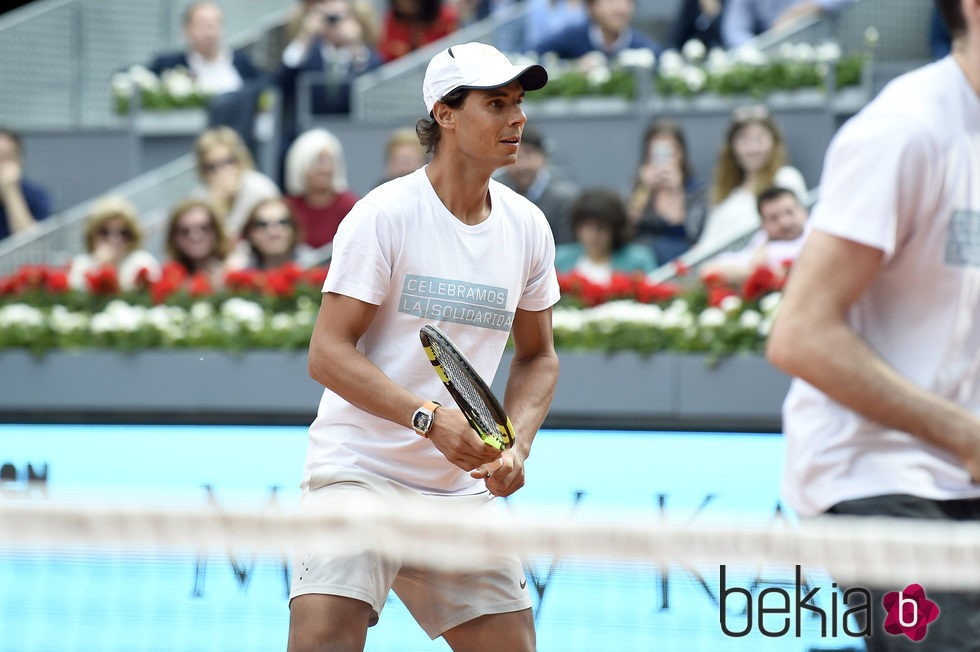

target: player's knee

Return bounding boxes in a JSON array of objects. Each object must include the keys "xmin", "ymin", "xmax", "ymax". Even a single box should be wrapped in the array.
[{"xmin": 287, "ymin": 622, "xmax": 365, "ymax": 652}]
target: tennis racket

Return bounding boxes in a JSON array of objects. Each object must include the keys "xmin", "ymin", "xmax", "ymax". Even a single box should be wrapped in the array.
[{"xmin": 419, "ymin": 324, "xmax": 515, "ymax": 454}]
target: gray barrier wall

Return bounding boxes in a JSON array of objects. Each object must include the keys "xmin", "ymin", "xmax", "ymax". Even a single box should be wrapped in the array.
[{"xmin": 0, "ymin": 350, "xmax": 790, "ymax": 431}]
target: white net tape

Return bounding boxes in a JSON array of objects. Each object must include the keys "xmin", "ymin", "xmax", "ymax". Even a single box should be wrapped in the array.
[{"xmin": 2, "ymin": 497, "xmax": 980, "ymax": 590}]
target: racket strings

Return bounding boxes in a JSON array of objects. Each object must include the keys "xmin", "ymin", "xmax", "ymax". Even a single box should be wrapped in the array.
[{"xmin": 434, "ymin": 344, "xmax": 500, "ymax": 438}]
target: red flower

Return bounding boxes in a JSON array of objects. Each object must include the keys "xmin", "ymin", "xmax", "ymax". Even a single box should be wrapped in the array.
[
  {"xmin": 673, "ymin": 259, "xmax": 691, "ymax": 277},
  {"xmin": 708, "ymin": 285, "xmax": 737, "ymax": 308},
  {"xmin": 742, "ymin": 265, "xmax": 780, "ymax": 302},
  {"xmin": 14, "ymin": 264, "xmax": 48, "ymax": 292},
  {"xmin": 607, "ymin": 272, "xmax": 636, "ymax": 300},
  {"xmin": 132, "ymin": 266, "xmax": 154, "ymax": 291},
  {"xmin": 263, "ymin": 268, "xmax": 295, "ymax": 297},
  {"xmin": 44, "ymin": 269, "xmax": 70, "ymax": 294},
  {"xmin": 159, "ymin": 262, "xmax": 189, "ymax": 285},
  {"xmin": 186, "ymin": 273, "xmax": 213, "ymax": 298},
  {"xmin": 634, "ymin": 279, "xmax": 681, "ymax": 304},
  {"xmin": 701, "ymin": 271, "xmax": 729, "ymax": 287},
  {"xmin": 278, "ymin": 262, "xmax": 304, "ymax": 283},
  {"xmin": 302, "ymin": 266, "xmax": 328, "ymax": 288},
  {"xmin": 85, "ymin": 265, "xmax": 120, "ymax": 295},
  {"xmin": 225, "ymin": 268, "xmax": 259, "ymax": 293},
  {"xmin": 149, "ymin": 277, "xmax": 180, "ymax": 304}
]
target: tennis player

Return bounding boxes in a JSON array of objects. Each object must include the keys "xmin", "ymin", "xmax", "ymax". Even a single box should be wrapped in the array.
[
  {"xmin": 767, "ymin": 1, "xmax": 980, "ymax": 648},
  {"xmin": 288, "ymin": 42, "xmax": 559, "ymax": 651}
]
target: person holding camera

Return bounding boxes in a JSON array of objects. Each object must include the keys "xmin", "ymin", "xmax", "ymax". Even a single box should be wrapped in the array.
[
  {"xmin": 627, "ymin": 119, "xmax": 708, "ymax": 264},
  {"xmin": 278, "ymin": 0, "xmax": 382, "ymax": 125}
]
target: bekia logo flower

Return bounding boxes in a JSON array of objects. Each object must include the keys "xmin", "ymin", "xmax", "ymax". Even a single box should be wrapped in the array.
[{"xmin": 882, "ymin": 584, "xmax": 939, "ymax": 642}]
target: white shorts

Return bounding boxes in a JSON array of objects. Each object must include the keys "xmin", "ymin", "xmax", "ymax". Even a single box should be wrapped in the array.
[{"xmin": 289, "ymin": 468, "xmax": 532, "ymax": 639}]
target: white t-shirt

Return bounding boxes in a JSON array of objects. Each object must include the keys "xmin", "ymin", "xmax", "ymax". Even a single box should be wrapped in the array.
[
  {"xmin": 305, "ymin": 168, "xmax": 560, "ymax": 494},
  {"xmin": 782, "ymin": 56, "xmax": 980, "ymax": 516}
]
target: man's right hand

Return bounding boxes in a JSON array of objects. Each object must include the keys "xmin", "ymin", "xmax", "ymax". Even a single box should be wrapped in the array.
[{"xmin": 424, "ymin": 406, "xmax": 502, "ymax": 472}]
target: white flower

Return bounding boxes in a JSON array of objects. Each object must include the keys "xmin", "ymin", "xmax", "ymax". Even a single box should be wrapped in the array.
[
  {"xmin": 190, "ymin": 301, "xmax": 214, "ymax": 321},
  {"xmin": 759, "ymin": 292, "xmax": 782, "ymax": 315},
  {"xmin": 793, "ymin": 43, "xmax": 817, "ymax": 62},
  {"xmin": 111, "ymin": 73, "xmax": 134, "ymax": 97},
  {"xmin": 49, "ymin": 305, "xmax": 89, "ymax": 334},
  {"xmin": 552, "ymin": 309, "xmax": 589, "ymax": 332},
  {"xmin": 698, "ymin": 307, "xmax": 727, "ymax": 328},
  {"xmin": 739, "ymin": 310, "xmax": 762, "ymax": 330},
  {"xmin": 658, "ymin": 49, "xmax": 685, "ymax": 75},
  {"xmin": 777, "ymin": 42, "xmax": 797, "ymax": 61},
  {"xmin": 815, "ymin": 41, "xmax": 842, "ymax": 63},
  {"xmin": 270, "ymin": 314, "xmax": 295, "ymax": 331},
  {"xmin": 162, "ymin": 68, "xmax": 195, "ymax": 99},
  {"xmin": 617, "ymin": 47, "xmax": 656, "ymax": 69},
  {"xmin": 683, "ymin": 65, "xmax": 707, "ymax": 93},
  {"xmin": 127, "ymin": 65, "xmax": 160, "ymax": 91},
  {"xmin": 732, "ymin": 44, "xmax": 767, "ymax": 66},
  {"xmin": 719, "ymin": 295, "xmax": 743, "ymax": 314},
  {"xmin": 586, "ymin": 65, "xmax": 612, "ymax": 87},
  {"xmin": 95, "ymin": 300, "xmax": 146, "ymax": 332},
  {"xmin": 221, "ymin": 298, "xmax": 265, "ymax": 330},
  {"xmin": 705, "ymin": 47, "xmax": 731, "ymax": 74},
  {"xmin": 0, "ymin": 304, "xmax": 45, "ymax": 328},
  {"xmin": 864, "ymin": 26, "xmax": 879, "ymax": 46},
  {"xmin": 758, "ymin": 316, "xmax": 774, "ymax": 337},
  {"xmin": 681, "ymin": 39, "xmax": 707, "ymax": 62}
]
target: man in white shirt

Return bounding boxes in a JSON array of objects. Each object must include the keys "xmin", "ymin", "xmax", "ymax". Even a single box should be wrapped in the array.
[
  {"xmin": 148, "ymin": 2, "xmax": 262, "ymax": 95},
  {"xmin": 768, "ymin": 1, "xmax": 980, "ymax": 648},
  {"xmin": 699, "ymin": 185, "xmax": 807, "ymax": 284},
  {"xmin": 287, "ymin": 43, "xmax": 558, "ymax": 651}
]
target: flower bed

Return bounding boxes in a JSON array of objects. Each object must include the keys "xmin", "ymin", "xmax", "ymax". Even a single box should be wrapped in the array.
[{"xmin": 0, "ymin": 263, "xmax": 784, "ymax": 357}]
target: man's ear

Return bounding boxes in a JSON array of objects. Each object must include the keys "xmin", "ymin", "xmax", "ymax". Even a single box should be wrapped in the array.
[{"xmin": 432, "ymin": 102, "xmax": 455, "ymax": 131}]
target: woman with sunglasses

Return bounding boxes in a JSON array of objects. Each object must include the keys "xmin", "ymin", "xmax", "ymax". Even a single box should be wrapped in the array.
[
  {"xmin": 68, "ymin": 195, "xmax": 161, "ymax": 291},
  {"xmin": 165, "ymin": 197, "xmax": 235, "ymax": 287},
  {"xmin": 192, "ymin": 126, "xmax": 280, "ymax": 237},
  {"xmin": 237, "ymin": 198, "xmax": 316, "ymax": 270}
]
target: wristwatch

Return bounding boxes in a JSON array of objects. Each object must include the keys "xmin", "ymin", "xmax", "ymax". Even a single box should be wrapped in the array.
[{"xmin": 412, "ymin": 401, "xmax": 441, "ymax": 437}]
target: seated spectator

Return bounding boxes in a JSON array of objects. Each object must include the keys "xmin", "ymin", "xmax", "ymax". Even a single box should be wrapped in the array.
[
  {"xmin": 534, "ymin": 0, "xmax": 660, "ymax": 60},
  {"xmin": 497, "ymin": 127, "xmax": 579, "ymax": 245},
  {"xmin": 627, "ymin": 118, "xmax": 709, "ymax": 264},
  {"xmin": 278, "ymin": 0, "xmax": 382, "ymax": 127},
  {"xmin": 692, "ymin": 104, "xmax": 806, "ymax": 255},
  {"xmin": 376, "ymin": 127, "xmax": 427, "ymax": 187},
  {"xmin": 235, "ymin": 198, "xmax": 317, "ymax": 270},
  {"xmin": 555, "ymin": 188, "xmax": 657, "ymax": 283},
  {"xmin": 68, "ymin": 196, "xmax": 161, "ymax": 292},
  {"xmin": 669, "ymin": 0, "xmax": 727, "ymax": 51},
  {"xmin": 379, "ymin": 0, "xmax": 459, "ymax": 63},
  {"xmin": 721, "ymin": 0, "xmax": 854, "ymax": 48},
  {"xmin": 148, "ymin": 2, "xmax": 263, "ymax": 96},
  {"xmin": 699, "ymin": 185, "xmax": 807, "ymax": 284},
  {"xmin": 284, "ymin": 128, "xmax": 358, "ymax": 249},
  {"xmin": 0, "ymin": 127, "xmax": 51, "ymax": 241},
  {"xmin": 191, "ymin": 126, "xmax": 280, "ymax": 236},
  {"xmin": 524, "ymin": 0, "xmax": 588, "ymax": 52},
  {"xmin": 165, "ymin": 198, "xmax": 234, "ymax": 287},
  {"xmin": 285, "ymin": 0, "xmax": 380, "ymax": 47}
]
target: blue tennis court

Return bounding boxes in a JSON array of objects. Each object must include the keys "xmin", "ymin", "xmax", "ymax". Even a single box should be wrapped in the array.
[{"xmin": 0, "ymin": 424, "xmax": 863, "ymax": 651}]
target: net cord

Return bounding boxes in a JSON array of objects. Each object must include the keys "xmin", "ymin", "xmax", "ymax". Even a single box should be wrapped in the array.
[{"xmin": 2, "ymin": 499, "xmax": 980, "ymax": 590}]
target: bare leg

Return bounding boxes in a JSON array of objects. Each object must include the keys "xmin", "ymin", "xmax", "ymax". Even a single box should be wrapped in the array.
[
  {"xmin": 441, "ymin": 608, "xmax": 535, "ymax": 652},
  {"xmin": 287, "ymin": 594, "xmax": 374, "ymax": 652}
]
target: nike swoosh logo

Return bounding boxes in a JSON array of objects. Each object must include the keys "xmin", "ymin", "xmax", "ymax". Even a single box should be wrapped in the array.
[{"xmin": 520, "ymin": 577, "xmax": 527, "ymax": 590}]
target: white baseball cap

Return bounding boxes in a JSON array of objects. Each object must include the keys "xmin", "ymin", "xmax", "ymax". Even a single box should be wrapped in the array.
[{"xmin": 422, "ymin": 42, "xmax": 548, "ymax": 115}]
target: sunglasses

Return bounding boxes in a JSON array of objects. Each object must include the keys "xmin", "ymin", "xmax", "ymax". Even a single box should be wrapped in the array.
[
  {"xmin": 203, "ymin": 156, "xmax": 238, "ymax": 174},
  {"xmin": 97, "ymin": 227, "xmax": 134, "ymax": 241},
  {"xmin": 252, "ymin": 216, "xmax": 293, "ymax": 230},
  {"xmin": 176, "ymin": 223, "xmax": 214, "ymax": 238},
  {"xmin": 731, "ymin": 104, "xmax": 771, "ymax": 123}
]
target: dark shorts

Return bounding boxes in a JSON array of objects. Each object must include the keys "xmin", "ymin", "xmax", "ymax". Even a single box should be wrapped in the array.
[{"xmin": 826, "ymin": 494, "xmax": 980, "ymax": 652}]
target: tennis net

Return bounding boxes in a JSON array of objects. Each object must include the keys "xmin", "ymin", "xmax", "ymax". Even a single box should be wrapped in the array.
[{"xmin": 0, "ymin": 493, "xmax": 976, "ymax": 651}]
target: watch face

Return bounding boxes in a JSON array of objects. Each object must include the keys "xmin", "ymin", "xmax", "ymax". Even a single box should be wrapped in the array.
[{"xmin": 413, "ymin": 410, "xmax": 432, "ymax": 433}]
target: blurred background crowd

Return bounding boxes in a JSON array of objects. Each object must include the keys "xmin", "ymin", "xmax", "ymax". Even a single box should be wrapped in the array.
[{"xmin": 0, "ymin": 0, "xmax": 947, "ymax": 297}]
